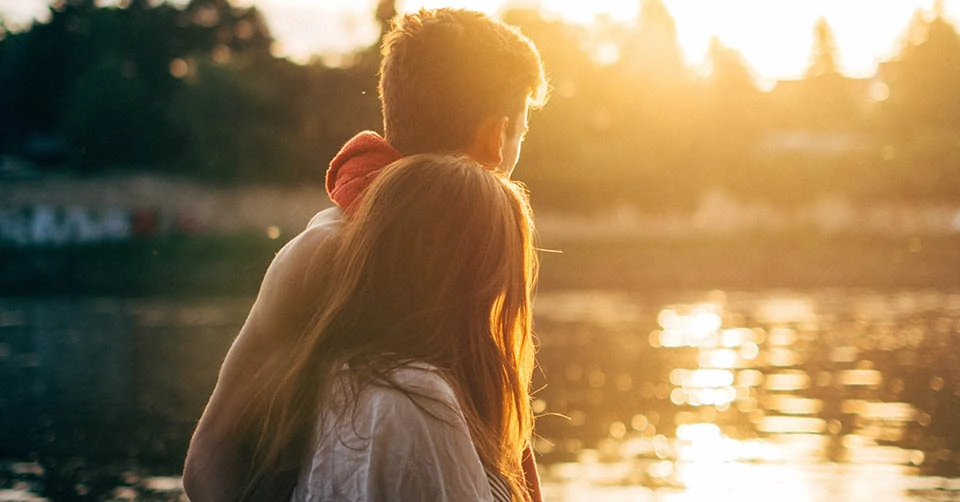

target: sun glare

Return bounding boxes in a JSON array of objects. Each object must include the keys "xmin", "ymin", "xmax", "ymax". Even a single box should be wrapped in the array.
[
  {"xmin": 395, "ymin": 0, "xmax": 960, "ymax": 84},
  {"xmin": 6, "ymin": 0, "xmax": 957, "ymax": 83},
  {"xmin": 668, "ymin": 0, "xmax": 949, "ymax": 84},
  {"xmin": 536, "ymin": 0, "xmax": 638, "ymax": 24}
]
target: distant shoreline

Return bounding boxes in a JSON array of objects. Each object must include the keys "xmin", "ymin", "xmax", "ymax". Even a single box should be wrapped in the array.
[
  {"xmin": 3, "ymin": 174, "xmax": 959, "ymax": 296},
  {"xmin": 2, "ymin": 232, "xmax": 958, "ymax": 297},
  {"xmin": 538, "ymin": 232, "xmax": 960, "ymax": 291},
  {"xmin": 3, "ymin": 173, "xmax": 960, "ymax": 243}
]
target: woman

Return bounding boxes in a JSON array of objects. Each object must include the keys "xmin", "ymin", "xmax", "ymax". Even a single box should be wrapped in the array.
[{"xmin": 236, "ymin": 154, "xmax": 539, "ymax": 501}]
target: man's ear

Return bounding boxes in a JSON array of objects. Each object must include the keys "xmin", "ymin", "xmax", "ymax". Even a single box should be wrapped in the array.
[{"xmin": 467, "ymin": 115, "xmax": 509, "ymax": 167}]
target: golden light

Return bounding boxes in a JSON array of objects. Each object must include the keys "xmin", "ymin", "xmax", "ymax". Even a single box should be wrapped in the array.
[
  {"xmin": 6, "ymin": 0, "xmax": 960, "ymax": 83},
  {"xmin": 763, "ymin": 371, "xmax": 811, "ymax": 391},
  {"xmin": 393, "ymin": 0, "xmax": 960, "ymax": 86},
  {"xmin": 584, "ymin": 0, "xmax": 960, "ymax": 85},
  {"xmin": 656, "ymin": 304, "xmax": 723, "ymax": 347},
  {"xmin": 756, "ymin": 416, "xmax": 826, "ymax": 434},
  {"xmin": 169, "ymin": 58, "xmax": 189, "ymax": 79}
]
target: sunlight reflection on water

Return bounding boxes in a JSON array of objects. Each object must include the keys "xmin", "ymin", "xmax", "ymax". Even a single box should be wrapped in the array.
[
  {"xmin": 2, "ymin": 291, "xmax": 959, "ymax": 499},
  {"xmin": 532, "ymin": 289, "xmax": 960, "ymax": 502}
]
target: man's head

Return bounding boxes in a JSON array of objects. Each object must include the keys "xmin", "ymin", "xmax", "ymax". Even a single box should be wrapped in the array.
[{"xmin": 379, "ymin": 8, "xmax": 548, "ymax": 176}]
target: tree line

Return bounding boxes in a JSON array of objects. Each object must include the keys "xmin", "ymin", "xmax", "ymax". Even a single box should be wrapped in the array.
[{"xmin": 1, "ymin": 0, "xmax": 959, "ymax": 210}]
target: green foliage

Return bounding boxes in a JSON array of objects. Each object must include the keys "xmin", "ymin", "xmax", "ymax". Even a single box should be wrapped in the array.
[
  {"xmin": 170, "ymin": 58, "xmax": 297, "ymax": 181},
  {"xmin": 60, "ymin": 55, "xmax": 178, "ymax": 169},
  {"xmin": 169, "ymin": 55, "xmax": 379, "ymax": 183}
]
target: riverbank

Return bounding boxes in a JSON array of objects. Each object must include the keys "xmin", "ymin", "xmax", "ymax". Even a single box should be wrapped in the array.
[
  {"xmin": 538, "ymin": 232, "xmax": 960, "ymax": 291},
  {"xmin": 3, "ymin": 232, "xmax": 958, "ymax": 296},
  {"xmin": 4, "ymin": 174, "xmax": 959, "ymax": 295},
  {"xmin": 4, "ymin": 173, "xmax": 960, "ymax": 244}
]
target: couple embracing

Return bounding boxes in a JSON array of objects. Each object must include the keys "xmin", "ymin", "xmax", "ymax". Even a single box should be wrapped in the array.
[{"xmin": 184, "ymin": 8, "xmax": 551, "ymax": 501}]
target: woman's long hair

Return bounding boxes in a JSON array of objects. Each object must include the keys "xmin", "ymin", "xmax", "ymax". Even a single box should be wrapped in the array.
[{"xmin": 237, "ymin": 154, "xmax": 539, "ymax": 500}]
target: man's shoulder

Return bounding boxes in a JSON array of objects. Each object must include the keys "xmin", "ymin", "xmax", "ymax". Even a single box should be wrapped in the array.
[
  {"xmin": 306, "ymin": 206, "xmax": 345, "ymax": 232},
  {"xmin": 255, "ymin": 206, "xmax": 344, "ymax": 307},
  {"xmin": 273, "ymin": 207, "xmax": 344, "ymax": 267}
]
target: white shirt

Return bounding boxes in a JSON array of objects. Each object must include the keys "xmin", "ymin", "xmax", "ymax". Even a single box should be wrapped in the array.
[{"xmin": 291, "ymin": 363, "xmax": 500, "ymax": 502}]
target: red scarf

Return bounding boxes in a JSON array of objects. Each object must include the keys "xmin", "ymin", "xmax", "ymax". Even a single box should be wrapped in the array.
[
  {"xmin": 324, "ymin": 131, "xmax": 544, "ymax": 502},
  {"xmin": 325, "ymin": 131, "xmax": 402, "ymax": 213}
]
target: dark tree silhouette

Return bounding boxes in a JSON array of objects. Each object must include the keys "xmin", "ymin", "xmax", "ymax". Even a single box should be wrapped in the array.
[
  {"xmin": 807, "ymin": 17, "xmax": 840, "ymax": 78},
  {"xmin": 0, "ymin": 0, "xmax": 958, "ymax": 205},
  {"xmin": 889, "ymin": 8, "xmax": 960, "ymax": 133}
]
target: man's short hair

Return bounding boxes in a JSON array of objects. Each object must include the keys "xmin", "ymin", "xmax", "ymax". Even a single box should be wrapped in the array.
[{"xmin": 379, "ymin": 8, "xmax": 548, "ymax": 155}]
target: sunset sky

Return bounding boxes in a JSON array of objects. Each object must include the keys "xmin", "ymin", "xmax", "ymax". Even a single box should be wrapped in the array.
[{"xmin": 2, "ymin": 0, "xmax": 960, "ymax": 86}]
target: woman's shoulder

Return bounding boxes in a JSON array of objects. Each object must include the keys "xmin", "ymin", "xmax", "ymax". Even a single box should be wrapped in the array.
[
  {"xmin": 385, "ymin": 362, "xmax": 457, "ymax": 400},
  {"xmin": 297, "ymin": 363, "xmax": 492, "ymax": 501},
  {"xmin": 348, "ymin": 363, "xmax": 462, "ymax": 421}
]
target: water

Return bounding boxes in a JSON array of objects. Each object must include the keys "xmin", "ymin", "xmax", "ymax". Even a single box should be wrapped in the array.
[
  {"xmin": 531, "ymin": 289, "xmax": 960, "ymax": 501},
  {"xmin": 1, "ymin": 290, "xmax": 959, "ymax": 500}
]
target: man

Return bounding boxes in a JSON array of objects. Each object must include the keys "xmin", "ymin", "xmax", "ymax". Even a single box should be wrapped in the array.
[{"xmin": 183, "ymin": 8, "xmax": 548, "ymax": 500}]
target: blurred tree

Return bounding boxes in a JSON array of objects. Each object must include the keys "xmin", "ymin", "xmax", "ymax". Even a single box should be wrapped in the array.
[
  {"xmin": 620, "ymin": 0, "xmax": 685, "ymax": 82},
  {"xmin": 900, "ymin": 8, "xmax": 929, "ymax": 47},
  {"xmin": 887, "ymin": 8, "xmax": 960, "ymax": 134},
  {"xmin": 346, "ymin": 0, "xmax": 396, "ymax": 70},
  {"xmin": 0, "ymin": 0, "xmax": 286, "ymax": 173},
  {"xmin": 60, "ymin": 55, "xmax": 177, "ymax": 171},
  {"xmin": 506, "ymin": 2, "xmax": 713, "ymax": 210},
  {"xmin": 617, "ymin": 0, "xmax": 702, "ymax": 209},
  {"xmin": 0, "ymin": 0, "xmax": 185, "ymax": 168},
  {"xmin": 503, "ymin": 5, "xmax": 702, "ymax": 210},
  {"xmin": 806, "ymin": 17, "xmax": 839, "ymax": 78},
  {"xmin": 1, "ymin": 0, "xmax": 958, "ymax": 207},
  {"xmin": 704, "ymin": 37, "xmax": 763, "ymax": 193},
  {"xmin": 376, "ymin": 0, "xmax": 397, "ymax": 38},
  {"xmin": 170, "ymin": 58, "xmax": 298, "ymax": 181},
  {"xmin": 801, "ymin": 17, "xmax": 860, "ymax": 131},
  {"xmin": 297, "ymin": 61, "xmax": 381, "ymax": 168},
  {"xmin": 876, "ymin": 6, "xmax": 960, "ymax": 202},
  {"xmin": 0, "ymin": 1, "xmax": 89, "ymax": 155},
  {"xmin": 169, "ymin": 4, "xmax": 381, "ymax": 183},
  {"xmin": 180, "ymin": 0, "xmax": 273, "ymax": 58},
  {"xmin": 61, "ymin": 1, "xmax": 184, "ymax": 169},
  {"xmin": 500, "ymin": 8, "xmax": 598, "ymax": 201}
]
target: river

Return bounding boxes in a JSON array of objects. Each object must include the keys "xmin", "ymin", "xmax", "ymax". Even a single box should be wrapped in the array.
[{"xmin": 1, "ymin": 289, "xmax": 959, "ymax": 500}]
